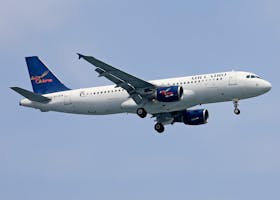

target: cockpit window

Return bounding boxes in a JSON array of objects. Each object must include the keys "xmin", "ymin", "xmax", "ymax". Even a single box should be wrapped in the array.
[{"xmin": 246, "ymin": 74, "xmax": 261, "ymax": 79}]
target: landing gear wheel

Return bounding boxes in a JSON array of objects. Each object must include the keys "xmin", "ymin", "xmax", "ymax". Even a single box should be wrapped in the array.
[
  {"xmin": 137, "ymin": 108, "xmax": 147, "ymax": 118},
  {"xmin": 234, "ymin": 108, "xmax": 241, "ymax": 115},
  {"xmin": 233, "ymin": 99, "xmax": 241, "ymax": 115},
  {"xmin": 154, "ymin": 123, "xmax": 165, "ymax": 133}
]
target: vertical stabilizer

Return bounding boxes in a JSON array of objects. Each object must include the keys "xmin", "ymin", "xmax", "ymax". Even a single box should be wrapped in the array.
[{"xmin": 25, "ymin": 56, "xmax": 70, "ymax": 94}]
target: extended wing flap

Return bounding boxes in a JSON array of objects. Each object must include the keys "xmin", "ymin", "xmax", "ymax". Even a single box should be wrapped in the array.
[{"xmin": 11, "ymin": 87, "xmax": 51, "ymax": 103}]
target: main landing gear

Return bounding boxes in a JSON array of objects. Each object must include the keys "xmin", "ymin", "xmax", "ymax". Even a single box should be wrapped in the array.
[
  {"xmin": 233, "ymin": 99, "xmax": 241, "ymax": 115},
  {"xmin": 154, "ymin": 123, "xmax": 165, "ymax": 133},
  {"xmin": 136, "ymin": 108, "xmax": 165, "ymax": 133},
  {"xmin": 136, "ymin": 108, "xmax": 147, "ymax": 118}
]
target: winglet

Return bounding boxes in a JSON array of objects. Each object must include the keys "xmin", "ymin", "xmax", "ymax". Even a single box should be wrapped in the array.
[
  {"xmin": 10, "ymin": 87, "xmax": 51, "ymax": 103},
  {"xmin": 77, "ymin": 53, "xmax": 85, "ymax": 59}
]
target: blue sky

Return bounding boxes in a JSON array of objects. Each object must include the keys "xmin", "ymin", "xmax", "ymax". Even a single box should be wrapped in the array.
[{"xmin": 1, "ymin": 1, "xmax": 279, "ymax": 199}]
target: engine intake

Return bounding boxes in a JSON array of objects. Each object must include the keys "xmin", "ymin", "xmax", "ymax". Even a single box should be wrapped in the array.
[{"xmin": 155, "ymin": 86, "xmax": 183, "ymax": 102}]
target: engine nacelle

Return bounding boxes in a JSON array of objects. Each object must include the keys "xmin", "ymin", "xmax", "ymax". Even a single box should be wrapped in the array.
[
  {"xmin": 174, "ymin": 109, "xmax": 209, "ymax": 125},
  {"xmin": 155, "ymin": 86, "xmax": 183, "ymax": 102}
]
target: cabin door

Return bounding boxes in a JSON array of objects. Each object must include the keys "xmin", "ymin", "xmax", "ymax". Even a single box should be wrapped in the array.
[{"xmin": 229, "ymin": 72, "xmax": 237, "ymax": 86}]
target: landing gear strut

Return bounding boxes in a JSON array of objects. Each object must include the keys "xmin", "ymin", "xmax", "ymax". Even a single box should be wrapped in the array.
[
  {"xmin": 233, "ymin": 99, "xmax": 241, "ymax": 115},
  {"xmin": 154, "ymin": 123, "xmax": 165, "ymax": 133},
  {"xmin": 136, "ymin": 108, "xmax": 147, "ymax": 118}
]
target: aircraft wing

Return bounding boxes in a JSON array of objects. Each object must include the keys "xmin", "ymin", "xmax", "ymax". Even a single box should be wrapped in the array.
[{"xmin": 78, "ymin": 54, "xmax": 155, "ymax": 104}]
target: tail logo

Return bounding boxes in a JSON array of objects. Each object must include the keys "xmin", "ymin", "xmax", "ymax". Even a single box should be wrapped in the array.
[{"xmin": 31, "ymin": 71, "xmax": 53, "ymax": 84}]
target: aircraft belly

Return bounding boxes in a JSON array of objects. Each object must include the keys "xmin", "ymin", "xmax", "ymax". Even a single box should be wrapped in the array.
[
  {"xmin": 72, "ymin": 95, "xmax": 124, "ymax": 115},
  {"xmin": 95, "ymin": 98, "xmax": 123, "ymax": 114}
]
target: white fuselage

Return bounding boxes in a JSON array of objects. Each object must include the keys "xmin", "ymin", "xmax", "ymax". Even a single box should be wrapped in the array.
[{"xmin": 20, "ymin": 71, "xmax": 271, "ymax": 115}]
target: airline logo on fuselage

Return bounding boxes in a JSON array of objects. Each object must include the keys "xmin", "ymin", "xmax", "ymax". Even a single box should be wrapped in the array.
[
  {"xmin": 159, "ymin": 88, "xmax": 174, "ymax": 98},
  {"xmin": 31, "ymin": 71, "xmax": 53, "ymax": 84}
]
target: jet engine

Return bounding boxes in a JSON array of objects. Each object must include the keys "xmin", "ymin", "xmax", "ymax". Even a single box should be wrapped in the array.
[
  {"xmin": 174, "ymin": 109, "xmax": 209, "ymax": 125},
  {"xmin": 155, "ymin": 86, "xmax": 183, "ymax": 102}
]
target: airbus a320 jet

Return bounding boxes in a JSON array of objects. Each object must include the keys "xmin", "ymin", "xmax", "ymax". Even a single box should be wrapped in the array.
[{"xmin": 11, "ymin": 54, "xmax": 272, "ymax": 133}]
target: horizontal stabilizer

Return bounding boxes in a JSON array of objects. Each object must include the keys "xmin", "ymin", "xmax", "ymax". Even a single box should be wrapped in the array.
[{"xmin": 10, "ymin": 87, "xmax": 51, "ymax": 103}]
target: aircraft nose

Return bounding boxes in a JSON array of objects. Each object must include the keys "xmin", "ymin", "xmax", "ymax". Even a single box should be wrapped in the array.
[{"xmin": 262, "ymin": 80, "xmax": 272, "ymax": 93}]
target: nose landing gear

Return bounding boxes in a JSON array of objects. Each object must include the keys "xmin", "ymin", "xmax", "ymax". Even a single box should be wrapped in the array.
[
  {"xmin": 233, "ymin": 99, "xmax": 241, "ymax": 115},
  {"xmin": 234, "ymin": 108, "xmax": 241, "ymax": 115}
]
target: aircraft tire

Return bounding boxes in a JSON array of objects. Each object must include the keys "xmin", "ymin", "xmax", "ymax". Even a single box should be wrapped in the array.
[
  {"xmin": 234, "ymin": 108, "xmax": 241, "ymax": 115},
  {"xmin": 154, "ymin": 123, "xmax": 164, "ymax": 133},
  {"xmin": 137, "ymin": 108, "xmax": 147, "ymax": 118}
]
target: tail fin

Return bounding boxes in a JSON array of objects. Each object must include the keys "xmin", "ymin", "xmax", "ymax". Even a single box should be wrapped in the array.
[{"xmin": 25, "ymin": 56, "xmax": 70, "ymax": 94}]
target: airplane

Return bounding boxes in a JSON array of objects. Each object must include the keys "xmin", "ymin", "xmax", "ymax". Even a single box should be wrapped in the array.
[{"xmin": 11, "ymin": 54, "xmax": 272, "ymax": 133}]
